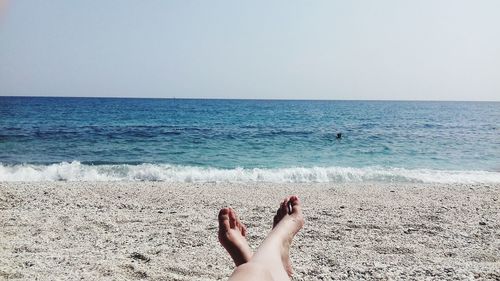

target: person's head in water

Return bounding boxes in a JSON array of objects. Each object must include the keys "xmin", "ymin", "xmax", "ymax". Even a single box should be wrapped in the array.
[{"xmin": 336, "ymin": 132, "xmax": 342, "ymax": 139}]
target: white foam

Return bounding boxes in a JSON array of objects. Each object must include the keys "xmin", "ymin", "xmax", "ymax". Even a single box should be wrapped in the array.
[{"xmin": 1, "ymin": 161, "xmax": 499, "ymax": 183}]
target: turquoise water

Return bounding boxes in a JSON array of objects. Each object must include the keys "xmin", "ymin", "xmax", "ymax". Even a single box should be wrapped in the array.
[{"xmin": 1, "ymin": 97, "xmax": 499, "ymax": 182}]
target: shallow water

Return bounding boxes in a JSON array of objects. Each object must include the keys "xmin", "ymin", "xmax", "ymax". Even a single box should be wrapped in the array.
[{"xmin": 1, "ymin": 97, "xmax": 499, "ymax": 182}]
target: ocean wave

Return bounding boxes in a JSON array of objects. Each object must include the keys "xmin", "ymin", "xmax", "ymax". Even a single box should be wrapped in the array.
[{"xmin": 1, "ymin": 162, "xmax": 499, "ymax": 183}]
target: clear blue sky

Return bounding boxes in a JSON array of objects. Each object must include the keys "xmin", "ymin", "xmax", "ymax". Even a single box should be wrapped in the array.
[{"xmin": 1, "ymin": 0, "xmax": 499, "ymax": 101}]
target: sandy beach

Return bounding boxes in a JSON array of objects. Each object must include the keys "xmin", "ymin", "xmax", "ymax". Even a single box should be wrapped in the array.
[{"xmin": 1, "ymin": 182, "xmax": 499, "ymax": 280}]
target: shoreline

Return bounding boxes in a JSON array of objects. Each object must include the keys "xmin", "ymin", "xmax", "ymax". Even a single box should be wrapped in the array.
[
  {"xmin": 2, "ymin": 162, "xmax": 500, "ymax": 183},
  {"xmin": 1, "ymin": 182, "xmax": 499, "ymax": 280}
]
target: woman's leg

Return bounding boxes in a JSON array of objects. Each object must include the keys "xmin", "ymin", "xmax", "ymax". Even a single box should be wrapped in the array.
[
  {"xmin": 219, "ymin": 196, "xmax": 304, "ymax": 281},
  {"xmin": 228, "ymin": 263, "xmax": 275, "ymax": 280}
]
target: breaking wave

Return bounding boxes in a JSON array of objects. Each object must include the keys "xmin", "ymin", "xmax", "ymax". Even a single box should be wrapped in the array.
[{"xmin": 1, "ymin": 161, "xmax": 500, "ymax": 183}]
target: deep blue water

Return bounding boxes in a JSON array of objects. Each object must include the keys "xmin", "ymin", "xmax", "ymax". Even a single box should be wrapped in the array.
[{"xmin": 0, "ymin": 97, "xmax": 499, "ymax": 182}]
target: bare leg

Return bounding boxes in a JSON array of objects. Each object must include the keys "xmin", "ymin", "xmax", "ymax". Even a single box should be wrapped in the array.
[
  {"xmin": 227, "ymin": 196, "xmax": 304, "ymax": 281},
  {"xmin": 218, "ymin": 207, "xmax": 253, "ymax": 266}
]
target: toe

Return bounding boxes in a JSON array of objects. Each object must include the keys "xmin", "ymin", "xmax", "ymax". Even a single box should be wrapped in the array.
[
  {"xmin": 289, "ymin": 196, "xmax": 302, "ymax": 213},
  {"xmin": 281, "ymin": 197, "xmax": 290, "ymax": 215},
  {"xmin": 218, "ymin": 208, "xmax": 231, "ymax": 231},
  {"xmin": 289, "ymin": 196, "xmax": 305, "ymax": 226},
  {"xmin": 241, "ymin": 224, "xmax": 247, "ymax": 237},
  {"xmin": 228, "ymin": 208, "xmax": 237, "ymax": 229}
]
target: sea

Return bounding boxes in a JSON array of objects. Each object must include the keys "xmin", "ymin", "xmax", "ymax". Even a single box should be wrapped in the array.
[{"xmin": 0, "ymin": 96, "xmax": 499, "ymax": 183}]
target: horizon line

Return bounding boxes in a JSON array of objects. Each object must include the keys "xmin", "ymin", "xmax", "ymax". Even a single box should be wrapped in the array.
[{"xmin": 0, "ymin": 95, "xmax": 499, "ymax": 103}]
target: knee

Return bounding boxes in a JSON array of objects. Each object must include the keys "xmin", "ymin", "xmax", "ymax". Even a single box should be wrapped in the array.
[{"xmin": 229, "ymin": 262, "xmax": 274, "ymax": 281}]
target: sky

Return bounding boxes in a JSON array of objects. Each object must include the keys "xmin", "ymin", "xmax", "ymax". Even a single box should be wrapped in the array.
[{"xmin": 0, "ymin": 0, "xmax": 499, "ymax": 101}]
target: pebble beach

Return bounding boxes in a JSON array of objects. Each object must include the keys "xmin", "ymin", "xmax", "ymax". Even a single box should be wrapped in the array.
[{"xmin": 1, "ymin": 182, "xmax": 499, "ymax": 280}]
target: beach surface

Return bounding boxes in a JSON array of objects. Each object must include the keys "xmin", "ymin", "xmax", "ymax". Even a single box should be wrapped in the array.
[{"xmin": 1, "ymin": 182, "xmax": 499, "ymax": 280}]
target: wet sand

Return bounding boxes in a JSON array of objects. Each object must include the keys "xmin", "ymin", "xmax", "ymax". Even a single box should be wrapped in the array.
[{"xmin": 1, "ymin": 182, "xmax": 499, "ymax": 280}]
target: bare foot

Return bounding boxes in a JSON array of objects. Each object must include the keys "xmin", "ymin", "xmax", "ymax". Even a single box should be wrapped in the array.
[
  {"xmin": 218, "ymin": 208, "xmax": 253, "ymax": 266},
  {"xmin": 272, "ymin": 195, "xmax": 305, "ymax": 277}
]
